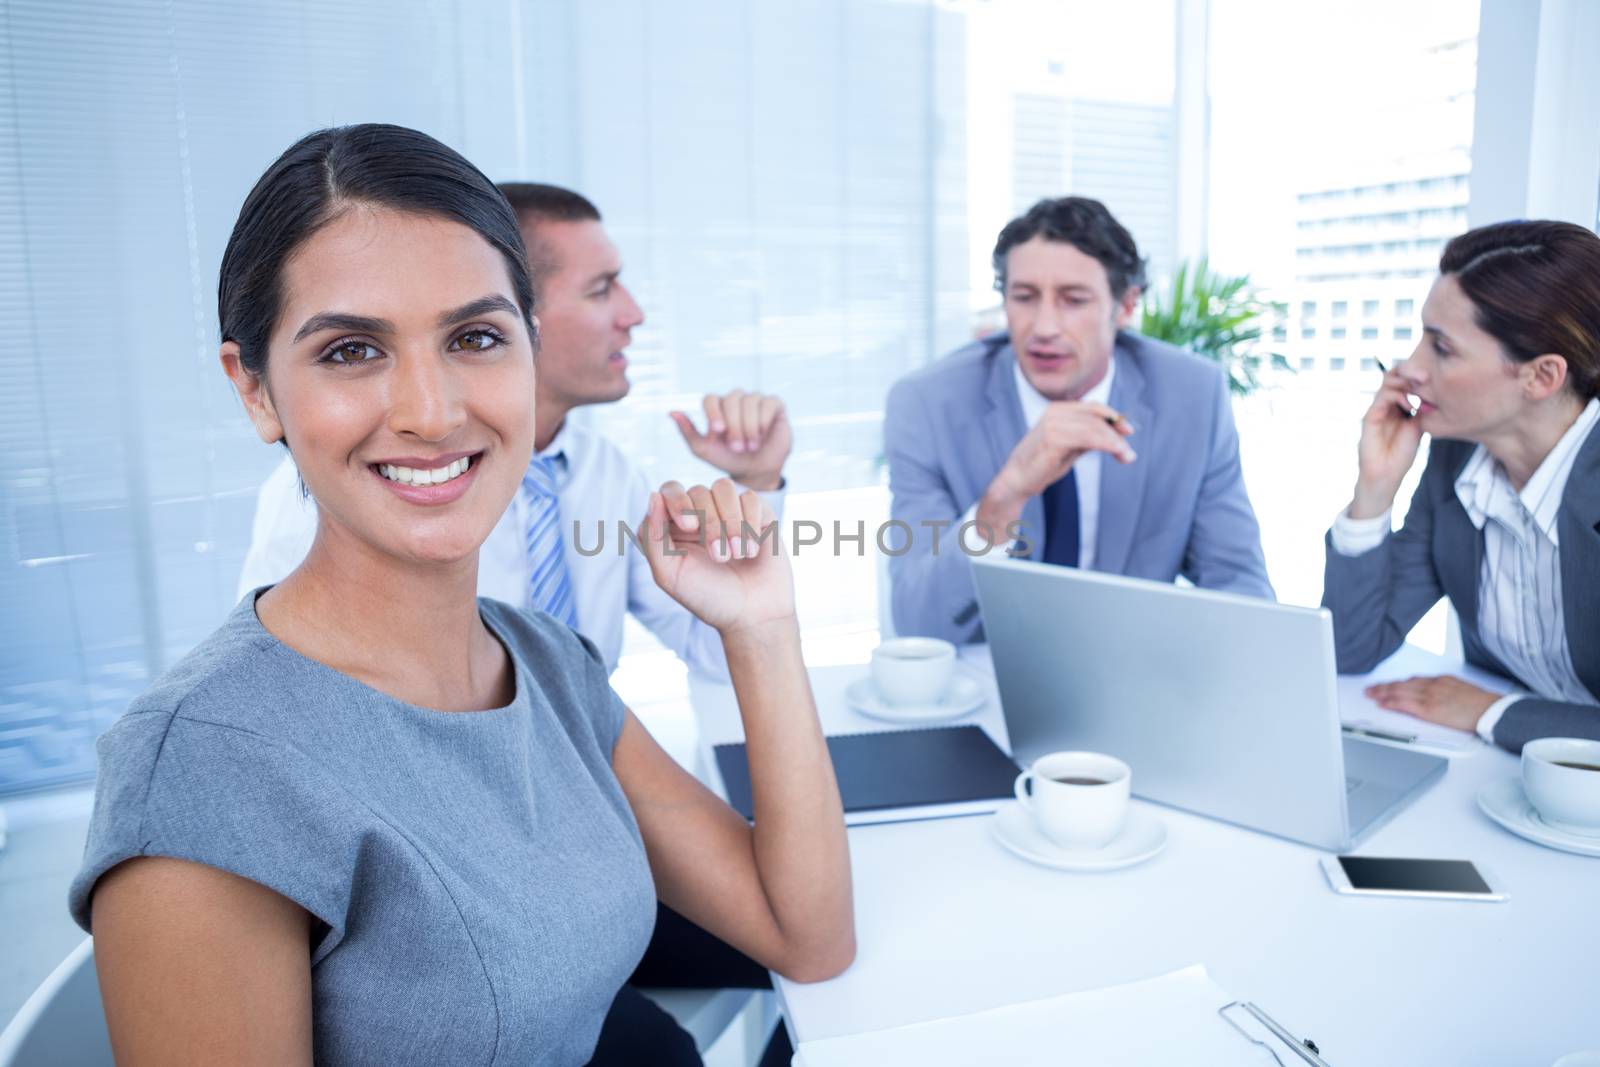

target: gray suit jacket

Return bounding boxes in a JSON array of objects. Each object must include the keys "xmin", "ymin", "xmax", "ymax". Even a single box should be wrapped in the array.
[
  {"xmin": 1322, "ymin": 432, "xmax": 1600, "ymax": 754},
  {"xmin": 884, "ymin": 331, "xmax": 1273, "ymax": 644}
]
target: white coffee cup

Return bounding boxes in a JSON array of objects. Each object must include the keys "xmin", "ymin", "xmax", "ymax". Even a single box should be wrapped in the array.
[
  {"xmin": 870, "ymin": 637, "xmax": 956, "ymax": 707},
  {"xmin": 1013, "ymin": 751, "xmax": 1131, "ymax": 851},
  {"xmin": 1522, "ymin": 738, "xmax": 1600, "ymax": 837}
]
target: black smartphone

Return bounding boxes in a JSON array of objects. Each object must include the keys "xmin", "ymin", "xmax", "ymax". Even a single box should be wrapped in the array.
[{"xmin": 1321, "ymin": 855, "xmax": 1507, "ymax": 901}]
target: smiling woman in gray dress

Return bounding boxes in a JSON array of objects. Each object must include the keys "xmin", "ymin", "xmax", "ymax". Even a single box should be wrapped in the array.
[
  {"xmin": 1324, "ymin": 220, "xmax": 1600, "ymax": 753},
  {"xmin": 68, "ymin": 124, "xmax": 853, "ymax": 1066}
]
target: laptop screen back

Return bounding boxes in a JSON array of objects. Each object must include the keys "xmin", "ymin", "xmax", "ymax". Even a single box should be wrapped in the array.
[{"xmin": 972, "ymin": 557, "xmax": 1351, "ymax": 849}]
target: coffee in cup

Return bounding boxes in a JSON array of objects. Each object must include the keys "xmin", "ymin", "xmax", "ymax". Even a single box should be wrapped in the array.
[
  {"xmin": 1522, "ymin": 738, "xmax": 1600, "ymax": 837},
  {"xmin": 1013, "ymin": 751, "xmax": 1131, "ymax": 851},
  {"xmin": 870, "ymin": 637, "xmax": 956, "ymax": 706}
]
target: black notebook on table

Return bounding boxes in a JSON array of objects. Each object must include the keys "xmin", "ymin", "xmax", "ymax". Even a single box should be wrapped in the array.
[{"xmin": 713, "ymin": 725, "xmax": 1022, "ymax": 826}]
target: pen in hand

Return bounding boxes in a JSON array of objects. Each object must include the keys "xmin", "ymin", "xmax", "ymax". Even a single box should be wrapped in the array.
[{"xmin": 1374, "ymin": 358, "xmax": 1416, "ymax": 419}]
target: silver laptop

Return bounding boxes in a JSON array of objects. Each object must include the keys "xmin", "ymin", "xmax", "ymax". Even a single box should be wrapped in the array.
[{"xmin": 971, "ymin": 557, "xmax": 1446, "ymax": 851}]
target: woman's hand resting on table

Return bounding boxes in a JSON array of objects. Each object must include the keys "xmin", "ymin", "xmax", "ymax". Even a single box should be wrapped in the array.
[{"xmin": 1364, "ymin": 675, "xmax": 1501, "ymax": 733}]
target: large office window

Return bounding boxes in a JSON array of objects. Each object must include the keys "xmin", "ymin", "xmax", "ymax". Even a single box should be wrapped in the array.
[
  {"xmin": 1209, "ymin": 0, "xmax": 1479, "ymax": 645},
  {"xmin": 575, "ymin": 3, "xmax": 970, "ymax": 497},
  {"xmin": 0, "ymin": 0, "xmax": 969, "ymax": 794},
  {"xmin": 964, "ymin": 0, "xmax": 1180, "ymax": 298}
]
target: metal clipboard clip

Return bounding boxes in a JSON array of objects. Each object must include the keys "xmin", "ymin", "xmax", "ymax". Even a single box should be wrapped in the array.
[{"xmin": 1218, "ymin": 1001, "xmax": 1335, "ymax": 1066}]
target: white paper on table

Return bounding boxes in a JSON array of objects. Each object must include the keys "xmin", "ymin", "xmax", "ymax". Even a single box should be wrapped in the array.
[
  {"xmin": 791, "ymin": 965, "xmax": 1305, "ymax": 1067},
  {"xmin": 1337, "ymin": 645, "xmax": 1515, "ymax": 757}
]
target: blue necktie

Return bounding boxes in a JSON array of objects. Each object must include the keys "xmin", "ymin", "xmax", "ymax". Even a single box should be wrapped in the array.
[
  {"xmin": 1041, "ymin": 468, "xmax": 1080, "ymax": 568},
  {"xmin": 522, "ymin": 453, "xmax": 578, "ymax": 627}
]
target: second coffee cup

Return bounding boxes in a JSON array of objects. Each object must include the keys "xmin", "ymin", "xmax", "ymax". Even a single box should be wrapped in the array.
[
  {"xmin": 1522, "ymin": 737, "xmax": 1600, "ymax": 837},
  {"xmin": 870, "ymin": 637, "xmax": 956, "ymax": 706},
  {"xmin": 1013, "ymin": 751, "xmax": 1131, "ymax": 851}
]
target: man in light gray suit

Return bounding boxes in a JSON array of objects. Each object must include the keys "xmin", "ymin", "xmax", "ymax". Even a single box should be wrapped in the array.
[{"xmin": 884, "ymin": 197, "xmax": 1272, "ymax": 644}]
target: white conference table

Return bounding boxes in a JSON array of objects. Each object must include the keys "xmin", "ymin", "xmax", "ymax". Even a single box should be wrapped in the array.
[{"xmin": 688, "ymin": 646, "xmax": 1598, "ymax": 1066}]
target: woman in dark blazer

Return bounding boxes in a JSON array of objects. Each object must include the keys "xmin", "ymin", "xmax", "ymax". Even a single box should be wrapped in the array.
[{"xmin": 1323, "ymin": 220, "xmax": 1600, "ymax": 754}]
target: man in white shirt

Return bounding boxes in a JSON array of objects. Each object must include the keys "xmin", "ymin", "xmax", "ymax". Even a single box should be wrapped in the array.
[{"xmin": 236, "ymin": 183, "xmax": 789, "ymax": 680}]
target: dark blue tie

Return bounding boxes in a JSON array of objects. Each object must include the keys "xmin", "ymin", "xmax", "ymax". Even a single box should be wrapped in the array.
[{"xmin": 1041, "ymin": 468, "xmax": 1080, "ymax": 568}]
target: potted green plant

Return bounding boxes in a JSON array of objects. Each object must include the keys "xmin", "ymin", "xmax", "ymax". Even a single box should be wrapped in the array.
[{"xmin": 1139, "ymin": 258, "xmax": 1289, "ymax": 396}]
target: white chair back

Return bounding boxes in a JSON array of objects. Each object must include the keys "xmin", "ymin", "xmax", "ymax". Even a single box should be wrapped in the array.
[
  {"xmin": 0, "ymin": 940, "xmax": 770, "ymax": 1066},
  {"xmin": 0, "ymin": 938, "xmax": 113, "ymax": 1067}
]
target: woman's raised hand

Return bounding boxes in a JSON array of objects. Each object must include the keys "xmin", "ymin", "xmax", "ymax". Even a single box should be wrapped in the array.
[
  {"xmin": 1352, "ymin": 365, "xmax": 1426, "ymax": 519},
  {"xmin": 639, "ymin": 479, "xmax": 796, "ymax": 635}
]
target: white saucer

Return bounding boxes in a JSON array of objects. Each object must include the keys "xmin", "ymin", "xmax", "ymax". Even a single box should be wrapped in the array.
[
  {"xmin": 845, "ymin": 674, "xmax": 986, "ymax": 724},
  {"xmin": 1476, "ymin": 777, "xmax": 1600, "ymax": 858},
  {"xmin": 989, "ymin": 802, "xmax": 1167, "ymax": 871}
]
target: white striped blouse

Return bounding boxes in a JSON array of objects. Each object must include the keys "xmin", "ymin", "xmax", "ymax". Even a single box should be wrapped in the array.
[{"xmin": 1453, "ymin": 398, "xmax": 1599, "ymax": 735}]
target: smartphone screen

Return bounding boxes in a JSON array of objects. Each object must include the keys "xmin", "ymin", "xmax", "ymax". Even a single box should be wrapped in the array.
[{"xmin": 1337, "ymin": 856, "xmax": 1492, "ymax": 894}]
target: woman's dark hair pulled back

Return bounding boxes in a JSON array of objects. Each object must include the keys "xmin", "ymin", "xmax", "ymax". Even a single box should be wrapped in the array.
[
  {"xmin": 1439, "ymin": 219, "xmax": 1600, "ymax": 402},
  {"xmin": 218, "ymin": 124, "xmax": 535, "ymax": 378}
]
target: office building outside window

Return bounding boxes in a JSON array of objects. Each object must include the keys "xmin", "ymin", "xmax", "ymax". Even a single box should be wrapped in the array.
[{"xmin": 1209, "ymin": 0, "xmax": 1478, "ymax": 628}]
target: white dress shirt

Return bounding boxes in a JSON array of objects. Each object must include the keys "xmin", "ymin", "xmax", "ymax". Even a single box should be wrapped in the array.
[
  {"xmin": 959, "ymin": 358, "xmax": 1116, "ymax": 558},
  {"xmin": 1331, "ymin": 398, "xmax": 1600, "ymax": 740},
  {"xmin": 235, "ymin": 419, "xmax": 785, "ymax": 680}
]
